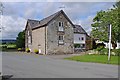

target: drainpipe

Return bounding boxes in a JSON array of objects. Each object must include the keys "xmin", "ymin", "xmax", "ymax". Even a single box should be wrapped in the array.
[{"xmin": 45, "ymin": 26, "xmax": 47, "ymax": 54}]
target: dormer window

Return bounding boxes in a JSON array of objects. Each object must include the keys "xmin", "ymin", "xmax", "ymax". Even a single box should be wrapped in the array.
[{"xmin": 58, "ymin": 22, "xmax": 64, "ymax": 31}]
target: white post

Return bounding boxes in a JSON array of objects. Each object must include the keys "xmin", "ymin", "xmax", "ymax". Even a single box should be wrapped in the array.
[{"xmin": 108, "ymin": 24, "xmax": 111, "ymax": 62}]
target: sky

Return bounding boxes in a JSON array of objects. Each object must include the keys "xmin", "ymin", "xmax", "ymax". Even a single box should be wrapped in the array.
[{"xmin": 0, "ymin": 2, "xmax": 115, "ymax": 40}]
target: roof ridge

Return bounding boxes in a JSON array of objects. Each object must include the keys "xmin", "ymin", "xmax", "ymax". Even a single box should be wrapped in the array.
[
  {"xmin": 28, "ymin": 19, "xmax": 40, "ymax": 22},
  {"xmin": 39, "ymin": 10, "xmax": 63, "ymax": 22},
  {"xmin": 74, "ymin": 24, "xmax": 87, "ymax": 34}
]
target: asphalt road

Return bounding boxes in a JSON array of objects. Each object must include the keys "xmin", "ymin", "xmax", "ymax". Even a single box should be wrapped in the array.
[{"xmin": 2, "ymin": 52, "xmax": 118, "ymax": 78}]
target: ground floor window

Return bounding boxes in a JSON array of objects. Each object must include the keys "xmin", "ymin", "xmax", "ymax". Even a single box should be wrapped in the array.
[{"xmin": 74, "ymin": 44, "xmax": 85, "ymax": 48}]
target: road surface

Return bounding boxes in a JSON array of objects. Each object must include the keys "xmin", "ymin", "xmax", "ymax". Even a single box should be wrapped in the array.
[{"xmin": 2, "ymin": 52, "xmax": 118, "ymax": 78}]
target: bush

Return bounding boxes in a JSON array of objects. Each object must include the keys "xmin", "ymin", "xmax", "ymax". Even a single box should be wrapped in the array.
[
  {"xmin": 74, "ymin": 44, "xmax": 80, "ymax": 48},
  {"xmin": 112, "ymin": 49, "xmax": 120, "ymax": 56},
  {"xmin": 34, "ymin": 49, "xmax": 39, "ymax": 54},
  {"xmin": 100, "ymin": 48, "xmax": 108, "ymax": 55},
  {"xmin": 26, "ymin": 48, "xmax": 30, "ymax": 53},
  {"xmin": 18, "ymin": 48, "xmax": 22, "ymax": 51},
  {"xmin": 2, "ymin": 45, "xmax": 7, "ymax": 49},
  {"xmin": 96, "ymin": 46, "xmax": 104, "ymax": 52},
  {"xmin": 2, "ymin": 45, "xmax": 7, "ymax": 51}
]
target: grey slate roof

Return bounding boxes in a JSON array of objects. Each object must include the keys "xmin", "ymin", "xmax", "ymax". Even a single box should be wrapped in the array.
[
  {"xmin": 26, "ymin": 10, "xmax": 74, "ymax": 30},
  {"xmin": 74, "ymin": 25, "xmax": 87, "ymax": 34},
  {"xmin": 26, "ymin": 11, "xmax": 61, "ymax": 30},
  {"xmin": 27, "ymin": 19, "xmax": 40, "ymax": 29},
  {"xmin": 38, "ymin": 10, "xmax": 61, "ymax": 27}
]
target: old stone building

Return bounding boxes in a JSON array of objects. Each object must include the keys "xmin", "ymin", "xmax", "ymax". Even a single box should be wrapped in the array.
[{"xmin": 25, "ymin": 10, "xmax": 74, "ymax": 54}]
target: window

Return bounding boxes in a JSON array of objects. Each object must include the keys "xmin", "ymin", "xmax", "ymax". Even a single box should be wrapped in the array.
[
  {"xmin": 81, "ymin": 44, "xmax": 85, "ymax": 48},
  {"xmin": 81, "ymin": 37, "xmax": 84, "ymax": 40},
  {"xmin": 28, "ymin": 30, "xmax": 30, "ymax": 36},
  {"xmin": 59, "ymin": 22, "xmax": 61, "ymax": 26},
  {"xmin": 58, "ymin": 22, "xmax": 64, "ymax": 31},
  {"xmin": 74, "ymin": 44, "xmax": 80, "ymax": 48},
  {"xmin": 59, "ymin": 35, "xmax": 63, "ymax": 40},
  {"xmin": 28, "ymin": 36, "xmax": 31, "ymax": 44},
  {"xmin": 74, "ymin": 44, "xmax": 85, "ymax": 49},
  {"xmin": 58, "ymin": 35, "xmax": 64, "ymax": 44},
  {"xmin": 79, "ymin": 37, "xmax": 80, "ymax": 40}
]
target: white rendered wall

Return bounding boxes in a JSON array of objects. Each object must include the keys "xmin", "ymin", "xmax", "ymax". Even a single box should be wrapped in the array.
[
  {"xmin": 104, "ymin": 42, "xmax": 120, "ymax": 49},
  {"xmin": 74, "ymin": 34, "xmax": 86, "ymax": 44}
]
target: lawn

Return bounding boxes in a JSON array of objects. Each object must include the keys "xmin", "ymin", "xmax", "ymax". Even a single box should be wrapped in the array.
[
  {"xmin": 65, "ymin": 54, "xmax": 119, "ymax": 65},
  {"xmin": 0, "ymin": 43, "xmax": 17, "ymax": 51}
]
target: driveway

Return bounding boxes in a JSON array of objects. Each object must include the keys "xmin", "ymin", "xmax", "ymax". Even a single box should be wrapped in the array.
[{"xmin": 2, "ymin": 52, "xmax": 118, "ymax": 78}]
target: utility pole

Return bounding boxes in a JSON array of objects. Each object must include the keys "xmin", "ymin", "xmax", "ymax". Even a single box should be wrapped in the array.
[{"xmin": 108, "ymin": 24, "xmax": 112, "ymax": 63}]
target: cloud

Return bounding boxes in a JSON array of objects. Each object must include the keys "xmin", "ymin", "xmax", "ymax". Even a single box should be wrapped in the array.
[
  {"xmin": 1, "ymin": 2, "xmax": 115, "ymax": 39},
  {"xmin": 72, "ymin": 15, "xmax": 94, "ymax": 35},
  {"xmin": 1, "ymin": 0, "xmax": 116, "ymax": 2},
  {"xmin": 1, "ymin": 15, "xmax": 26, "ymax": 39},
  {"xmin": 80, "ymin": 15, "xmax": 95, "ymax": 34}
]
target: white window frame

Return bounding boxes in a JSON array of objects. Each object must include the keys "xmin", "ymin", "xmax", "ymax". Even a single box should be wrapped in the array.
[
  {"xmin": 58, "ymin": 35, "xmax": 64, "ymax": 44},
  {"xmin": 28, "ymin": 30, "xmax": 30, "ymax": 36},
  {"xmin": 28, "ymin": 36, "xmax": 31, "ymax": 44},
  {"xmin": 58, "ymin": 22, "xmax": 64, "ymax": 31}
]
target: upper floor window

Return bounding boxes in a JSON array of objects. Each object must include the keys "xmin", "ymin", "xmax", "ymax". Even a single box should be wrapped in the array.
[
  {"xmin": 81, "ymin": 37, "xmax": 84, "ymax": 40},
  {"xmin": 58, "ymin": 22, "xmax": 64, "ymax": 31},
  {"xmin": 28, "ymin": 30, "xmax": 30, "ymax": 36},
  {"xmin": 58, "ymin": 35, "xmax": 64, "ymax": 45},
  {"xmin": 28, "ymin": 36, "xmax": 31, "ymax": 44}
]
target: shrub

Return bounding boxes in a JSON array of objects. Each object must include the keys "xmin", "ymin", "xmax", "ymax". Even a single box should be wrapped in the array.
[
  {"xmin": 112, "ymin": 49, "xmax": 120, "ymax": 56},
  {"xmin": 2, "ymin": 45, "xmax": 7, "ymax": 49},
  {"xmin": 100, "ymin": 48, "xmax": 108, "ymax": 55},
  {"xmin": 18, "ymin": 48, "xmax": 22, "ymax": 51},
  {"xmin": 2, "ymin": 45, "xmax": 7, "ymax": 51},
  {"xmin": 34, "ymin": 49, "xmax": 39, "ymax": 54},
  {"xmin": 74, "ymin": 44, "xmax": 80, "ymax": 48},
  {"xmin": 96, "ymin": 46, "xmax": 104, "ymax": 52},
  {"xmin": 26, "ymin": 48, "xmax": 30, "ymax": 53}
]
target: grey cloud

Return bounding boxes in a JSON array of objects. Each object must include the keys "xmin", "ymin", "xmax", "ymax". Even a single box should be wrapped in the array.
[
  {"xmin": 2, "ymin": 15, "xmax": 26, "ymax": 39},
  {"xmin": 1, "ymin": 2, "xmax": 115, "ymax": 39}
]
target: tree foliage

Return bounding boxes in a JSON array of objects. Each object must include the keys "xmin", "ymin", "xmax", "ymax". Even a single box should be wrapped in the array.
[
  {"xmin": 16, "ymin": 30, "xmax": 25, "ymax": 48},
  {"xmin": 91, "ymin": 2, "xmax": 120, "ymax": 48}
]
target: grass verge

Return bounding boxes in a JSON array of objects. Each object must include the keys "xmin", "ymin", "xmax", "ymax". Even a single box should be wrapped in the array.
[{"xmin": 65, "ymin": 54, "xmax": 119, "ymax": 65}]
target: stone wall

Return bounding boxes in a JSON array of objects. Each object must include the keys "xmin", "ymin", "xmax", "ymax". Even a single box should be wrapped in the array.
[
  {"xmin": 25, "ymin": 23, "xmax": 32, "ymax": 50},
  {"xmin": 31, "ymin": 27, "xmax": 45, "ymax": 54},
  {"xmin": 46, "ymin": 13, "xmax": 74, "ymax": 54}
]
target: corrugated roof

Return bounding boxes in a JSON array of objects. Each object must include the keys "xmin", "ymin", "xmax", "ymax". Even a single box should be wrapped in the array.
[{"xmin": 74, "ymin": 25, "xmax": 87, "ymax": 34}]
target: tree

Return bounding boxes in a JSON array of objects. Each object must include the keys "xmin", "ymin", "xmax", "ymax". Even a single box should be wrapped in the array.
[
  {"xmin": 91, "ymin": 2, "xmax": 120, "ymax": 49},
  {"xmin": 16, "ymin": 30, "xmax": 25, "ymax": 48}
]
